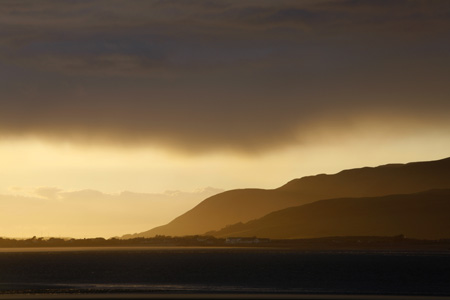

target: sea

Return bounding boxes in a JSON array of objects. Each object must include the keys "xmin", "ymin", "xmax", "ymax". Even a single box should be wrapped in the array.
[{"xmin": 0, "ymin": 247, "xmax": 449, "ymax": 299}]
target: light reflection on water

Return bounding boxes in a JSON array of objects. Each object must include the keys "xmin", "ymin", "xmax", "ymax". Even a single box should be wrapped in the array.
[
  {"xmin": 1, "ymin": 283, "xmax": 294, "ymax": 293},
  {"xmin": 1, "ymin": 282, "xmax": 327, "ymax": 296}
]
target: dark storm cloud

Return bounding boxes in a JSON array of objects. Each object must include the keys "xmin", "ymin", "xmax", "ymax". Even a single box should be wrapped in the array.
[{"xmin": 0, "ymin": 0, "xmax": 449, "ymax": 153}]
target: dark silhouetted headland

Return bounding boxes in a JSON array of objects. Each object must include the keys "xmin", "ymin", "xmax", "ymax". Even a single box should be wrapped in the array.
[
  {"xmin": 210, "ymin": 189, "xmax": 450, "ymax": 239},
  {"xmin": 124, "ymin": 157, "xmax": 450, "ymax": 238}
]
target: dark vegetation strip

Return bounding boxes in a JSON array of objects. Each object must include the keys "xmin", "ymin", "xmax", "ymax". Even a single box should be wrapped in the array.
[{"xmin": 1, "ymin": 235, "xmax": 450, "ymax": 251}]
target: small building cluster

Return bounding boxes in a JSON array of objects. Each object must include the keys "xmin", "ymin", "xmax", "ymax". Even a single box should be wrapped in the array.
[{"xmin": 225, "ymin": 237, "xmax": 270, "ymax": 244}]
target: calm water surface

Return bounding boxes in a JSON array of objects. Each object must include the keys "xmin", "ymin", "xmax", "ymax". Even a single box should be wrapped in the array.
[{"xmin": 0, "ymin": 247, "xmax": 449, "ymax": 297}]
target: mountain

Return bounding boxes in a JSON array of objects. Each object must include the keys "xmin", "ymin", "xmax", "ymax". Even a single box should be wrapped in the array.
[
  {"xmin": 124, "ymin": 157, "xmax": 450, "ymax": 238},
  {"xmin": 123, "ymin": 189, "xmax": 301, "ymax": 238},
  {"xmin": 209, "ymin": 189, "xmax": 450, "ymax": 239},
  {"xmin": 279, "ymin": 157, "xmax": 450, "ymax": 198}
]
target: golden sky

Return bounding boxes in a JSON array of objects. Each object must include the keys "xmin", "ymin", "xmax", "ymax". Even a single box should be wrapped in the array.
[{"xmin": 0, "ymin": 0, "xmax": 449, "ymax": 238}]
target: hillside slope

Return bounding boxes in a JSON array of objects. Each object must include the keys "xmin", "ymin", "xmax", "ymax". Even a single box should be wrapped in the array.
[
  {"xmin": 211, "ymin": 189, "xmax": 450, "ymax": 240},
  {"xmin": 124, "ymin": 189, "xmax": 300, "ymax": 238},
  {"xmin": 124, "ymin": 157, "xmax": 450, "ymax": 238}
]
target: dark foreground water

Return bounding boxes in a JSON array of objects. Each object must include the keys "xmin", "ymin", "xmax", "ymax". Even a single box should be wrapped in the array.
[{"xmin": 0, "ymin": 247, "xmax": 449, "ymax": 298}]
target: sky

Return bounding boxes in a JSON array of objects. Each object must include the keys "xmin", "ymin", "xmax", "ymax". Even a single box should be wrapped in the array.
[{"xmin": 1, "ymin": 0, "xmax": 450, "ymax": 238}]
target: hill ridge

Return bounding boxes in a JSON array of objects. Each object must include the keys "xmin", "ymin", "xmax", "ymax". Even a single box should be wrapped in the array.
[
  {"xmin": 124, "ymin": 156, "xmax": 450, "ymax": 238},
  {"xmin": 209, "ymin": 188, "xmax": 450, "ymax": 239}
]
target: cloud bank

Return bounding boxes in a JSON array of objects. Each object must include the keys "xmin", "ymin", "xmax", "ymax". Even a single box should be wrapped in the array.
[{"xmin": 0, "ymin": 0, "xmax": 449, "ymax": 153}]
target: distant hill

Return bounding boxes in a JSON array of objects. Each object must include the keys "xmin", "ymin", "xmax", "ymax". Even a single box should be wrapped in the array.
[
  {"xmin": 209, "ymin": 189, "xmax": 450, "ymax": 240},
  {"xmin": 123, "ymin": 189, "xmax": 301, "ymax": 238},
  {"xmin": 123, "ymin": 157, "xmax": 450, "ymax": 238},
  {"xmin": 279, "ymin": 157, "xmax": 450, "ymax": 198}
]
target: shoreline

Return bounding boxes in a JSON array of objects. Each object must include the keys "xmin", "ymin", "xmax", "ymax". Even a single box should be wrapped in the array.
[{"xmin": 0, "ymin": 246, "xmax": 450, "ymax": 254}]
